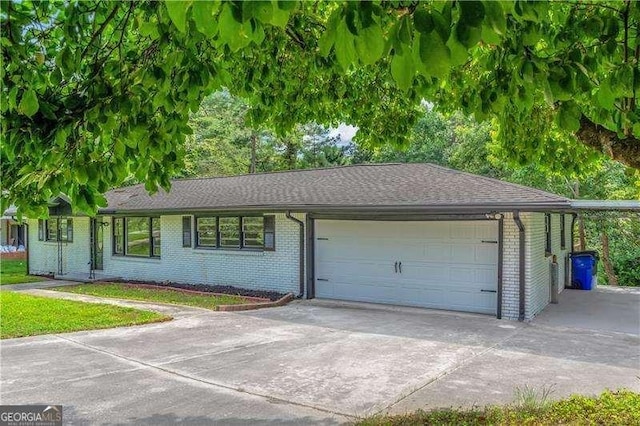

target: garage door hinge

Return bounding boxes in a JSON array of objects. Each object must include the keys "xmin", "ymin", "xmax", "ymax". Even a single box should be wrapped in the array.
[
  {"xmin": 317, "ymin": 237, "xmax": 329, "ymax": 241},
  {"xmin": 480, "ymin": 289, "xmax": 497, "ymax": 293},
  {"xmin": 481, "ymin": 240, "xmax": 498, "ymax": 244},
  {"xmin": 317, "ymin": 278, "xmax": 329, "ymax": 281}
]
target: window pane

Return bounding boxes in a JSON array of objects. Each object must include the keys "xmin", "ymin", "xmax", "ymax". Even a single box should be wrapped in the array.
[
  {"xmin": 152, "ymin": 217, "xmax": 161, "ymax": 257},
  {"xmin": 182, "ymin": 216, "xmax": 192, "ymax": 247},
  {"xmin": 126, "ymin": 217, "xmax": 150, "ymax": 256},
  {"xmin": 46, "ymin": 219, "xmax": 57, "ymax": 241},
  {"xmin": 219, "ymin": 217, "xmax": 240, "ymax": 248},
  {"xmin": 197, "ymin": 217, "xmax": 217, "ymax": 247},
  {"xmin": 38, "ymin": 220, "xmax": 44, "ymax": 240},
  {"xmin": 114, "ymin": 218, "xmax": 124, "ymax": 254},
  {"xmin": 60, "ymin": 218, "xmax": 72, "ymax": 242},
  {"xmin": 242, "ymin": 217, "xmax": 264, "ymax": 248},
  {"xmin": 264, "ymin": 216, "xmax": 275, "ymax": 250}
]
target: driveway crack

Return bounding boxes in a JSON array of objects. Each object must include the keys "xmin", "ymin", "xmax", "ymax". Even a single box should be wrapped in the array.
[
  {"xmin": 380, "ymin": 326, "xmax": 524, "ymax": 414},
  {"xmin": 54, "ymin": 335, "xmax": 356, "ymax": 420}
]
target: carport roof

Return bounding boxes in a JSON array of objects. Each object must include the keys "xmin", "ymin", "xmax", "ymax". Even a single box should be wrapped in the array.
[{"xmin": 100, "ymin": 163, "xmax": 572, "ymax": 214}]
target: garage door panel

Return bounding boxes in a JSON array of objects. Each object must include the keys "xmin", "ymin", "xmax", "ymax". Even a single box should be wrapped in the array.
[{"xmin": 315, "ymin": 220, "xmax": 499, "ymax": 315}]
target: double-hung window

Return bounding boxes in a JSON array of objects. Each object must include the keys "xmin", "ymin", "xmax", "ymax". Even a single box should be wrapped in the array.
[
  {"xmin": 43, "ymin": 218, "xmax": 73, "ymax": 242},
  {"xmin": 112, "ymin": 217, "xmax": 161, "ymax": 258},
  {"xmin": 195, "ymin": 215, "xmax": 275, "ymax": 250}
]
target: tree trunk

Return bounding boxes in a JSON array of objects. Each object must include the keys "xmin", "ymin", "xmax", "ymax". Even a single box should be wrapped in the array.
[
  {"xmin": 578, "ymin": 214, "xmax": 586, "ymax": 251},
  {"xmin": 249, "ymin": 133, "xmax": 257, "ymax": 174},
  {"xmin": 600, "ymin": 228, "xmax": 618, "ymax": 286},
  {"xmin": 576, "ymin": 115, "xmax": 640, "ymax": 170}
]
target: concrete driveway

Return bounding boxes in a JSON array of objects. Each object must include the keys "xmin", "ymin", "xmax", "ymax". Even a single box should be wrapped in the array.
[{"xmin": 1, "ymin": 287, "xmax": 639, "ymax": 425}]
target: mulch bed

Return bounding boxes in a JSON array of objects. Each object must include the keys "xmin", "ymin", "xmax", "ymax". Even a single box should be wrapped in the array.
[
  {"xmin": 0, "ymin": 252, "xmax": 27, "ymax": 260},
  {"xmin": 103, "ymin": 279, "xmax": 287, "ymax": 302}
]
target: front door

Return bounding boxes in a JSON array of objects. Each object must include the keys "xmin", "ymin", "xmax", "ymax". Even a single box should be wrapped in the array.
[{"xmin": 90, "ymin": 218, "xmax": 104, "ymax": 270}]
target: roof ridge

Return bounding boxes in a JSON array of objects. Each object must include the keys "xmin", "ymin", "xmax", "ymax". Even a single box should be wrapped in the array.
[
  {"xmin": 426, "ymin": 163, "xmax": 569, "ymax": 201},
  {"xmin": 166, "ymin": 162, "xmax": 406, "ymax": 183}
]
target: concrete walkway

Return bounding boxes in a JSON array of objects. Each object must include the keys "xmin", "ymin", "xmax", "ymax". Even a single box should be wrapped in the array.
[{"xmin": 1, "ymin": 286, "xmax": 638, "ymax": 424}]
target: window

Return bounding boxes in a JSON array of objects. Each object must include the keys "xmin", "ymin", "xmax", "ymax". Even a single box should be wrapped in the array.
[
  {"xmin": 545, "ymin": 213, "xmax": 552, "ymax": 255},
  {"xmin": 152, "ymin": 217, "xmax": 161, "ymax": 257},
  {"xmin": 196, "ymin": 217, "xmax": 217, "ymax": 247},
  {"xmin": 44, "ymin": 218, "xmax": 73, "ymax": 242},
  {"xmin": 126, "ymin": 217, "xmax": 150, "ymax": 256},
  {"xmin": 113, "ymin": 218, "xmax": 124, "ymax": 255},
  {"xmin": 116, "ymin": 217, "xmax": 160, "ymax": 258},
  {"xmin": 219, "ymin": 217, "xmax": 240, "ymax": 248},
  {"xmin": 264, "ymin": 215, "xmax": 275, "ymax": 251},
  {"xmin": 182, "ymin": 216, "xmax": 192, "ymax": 247},
  {"xmin": 59, "ymin": 218, "xmax": 73, "ymax": 242},
  {"xmin": 560, "ymin": 214, "xmax": 566, "ymax": 250},
  {"xmin": 243, "ymin": 217, "xmax": 264, "ymax": 248},
  {"xmin": 195, "ymin": 215, "xmax": 273, "ymax": 250}
]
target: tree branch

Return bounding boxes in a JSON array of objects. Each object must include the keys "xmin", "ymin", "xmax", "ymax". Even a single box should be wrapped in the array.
[
  {"xmin": 81, "ymin": 4, "xmax": 121, "ymax": 58},
  {"xmin": 576, "ymin": 115, "xmax": 640, "ymax": 169}
]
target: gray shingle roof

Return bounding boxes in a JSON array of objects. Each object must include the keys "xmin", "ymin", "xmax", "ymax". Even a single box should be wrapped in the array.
[{"xmin": 101, "ymin": 163, "xmax": 570, "ymax": 213}]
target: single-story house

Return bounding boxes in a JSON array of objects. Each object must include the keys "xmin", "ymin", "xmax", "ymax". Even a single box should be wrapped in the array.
[{"xmin": 26, "ymin": 163, "xmax": 587, "ymax": 320}]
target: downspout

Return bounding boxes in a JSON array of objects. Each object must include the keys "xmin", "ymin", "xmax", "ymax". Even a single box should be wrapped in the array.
[
  {"xmin": 285, "ymin": 211, "xmax": 305, "ymax": 298},
  {"xmin": 570, "ymin": 213, "xmax": 577, "ymax": 251},
  {"xmin": 513, "ymin": 211, "xmax": 526, "ymax": 321}
]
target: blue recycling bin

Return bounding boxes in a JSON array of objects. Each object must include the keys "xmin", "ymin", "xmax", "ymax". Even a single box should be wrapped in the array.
[{"xmin": 570, "ymin": 251, "xmax": 599, "ymax": 290}]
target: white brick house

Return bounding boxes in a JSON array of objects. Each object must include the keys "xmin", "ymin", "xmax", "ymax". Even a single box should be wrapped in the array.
[{"xmin": 26, "ymin": 163, "xmax": 577, "ymax": 320}]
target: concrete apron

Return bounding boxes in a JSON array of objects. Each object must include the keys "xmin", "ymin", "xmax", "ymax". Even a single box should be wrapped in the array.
[{"xmin": 1, "ymin": 291, "xmax": 639, "ymax": 424}]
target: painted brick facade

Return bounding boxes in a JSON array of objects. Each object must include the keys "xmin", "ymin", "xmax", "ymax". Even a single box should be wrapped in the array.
[
  {"xmin": 29, "ymin": 213, "xmax": 306, "ymax": 296},
  {"xmin": 27, "ymin": 217, "xmax": 91, "ymax": 277},
  {"xmin": 28, "ymin": 211, "xmax": 571, "ymax": 320}
]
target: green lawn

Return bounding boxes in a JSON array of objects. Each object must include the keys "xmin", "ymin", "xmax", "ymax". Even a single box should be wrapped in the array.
[
  {"xmin": 358, "ymin": 390, "xmax": 640, "ymax": 426},
  {"xmin": 1, "ymin": 257, "xmax": 42, "ymax": 285},
  {"xmin": 53, "ymin": 283, "xmax": 248, "ymax": 310},
  {"xmin": 0, "ymin": 291, "xmax": 169, "ymax": 339}
]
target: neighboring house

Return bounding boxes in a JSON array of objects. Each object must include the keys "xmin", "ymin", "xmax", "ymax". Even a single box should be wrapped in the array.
[
  {"xmin": 1, "ymin": 214, "xmax": 27, "ymax": 252},
  {"xmin": 26, "ymin": 163, "xmax": 586, "ymax": 320}
]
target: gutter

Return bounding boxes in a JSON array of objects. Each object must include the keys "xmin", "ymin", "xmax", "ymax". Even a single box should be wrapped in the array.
[
  {"xmin": 285, "ymin": 211, "xmax": 305, "ymax": 298},
  {"xmin": 97, "ymin": 201, "xmax": 573, "ymax": 216},
  {"xmin": 513, "ymin": 211, "xmax": 526, "ymax": 321}
]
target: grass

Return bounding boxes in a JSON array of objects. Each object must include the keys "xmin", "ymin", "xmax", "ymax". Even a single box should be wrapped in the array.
[
  {"xmin": 358, "ymin": 389, "xmax": 640, "ymax": 426},
  {"xmin": 0, "ymin": 291, "xmax": 169, "ymax": 339},
  {"xmin": 1, "ymin": 257, "xmax": 42, "ymax": 285},
  {"xmin": 52, "ymin": 283, "xmax": 249, "ymax": 310}
]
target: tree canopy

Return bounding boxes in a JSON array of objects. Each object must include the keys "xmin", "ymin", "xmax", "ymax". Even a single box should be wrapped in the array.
[{"xmin": 2, "ymin": 0, "xmax": 639, "ymax": 216}]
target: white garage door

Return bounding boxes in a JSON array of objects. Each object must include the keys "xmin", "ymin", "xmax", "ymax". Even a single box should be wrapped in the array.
[{"xmin": 315, "ymin": 220, "xmax": 499, "ymax": 315}]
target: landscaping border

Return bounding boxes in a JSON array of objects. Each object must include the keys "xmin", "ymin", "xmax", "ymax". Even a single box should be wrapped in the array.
[{"xmin": 217, "ymin": 293, "xmax": 295, "ymax": 311}]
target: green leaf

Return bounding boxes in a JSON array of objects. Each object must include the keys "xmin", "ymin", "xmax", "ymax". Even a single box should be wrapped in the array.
[
  {"xmin": 191, "ymin": 1, "xmax": 217, "ymax": 37},
  {"xmin": 354, "ymin": 24, "xmax": 384, "ymax": 65},
  {"xmin": 391, "ymin": 48, "xmax": 414, "ymax": 91},
  {"xmin": 334, "ymin": 21, "xmax": 357, "ymax": 70},
  {"xmin": 417, "ymin": 32, "xmax": 450, "ymax": 78},
  {"xmin": 459, "ymin": 1, "xmax": 485, "ymax": 27},
  {"xmin": 318, "ymin": 11, "xmax": 340, "ymax": 57},
  {"xmin": 483, "ymin": 0, "xmax": 505, "ymax": 35},
  {"xmin": 270, "ymin": 0, "xmax": 290, "ymax": 28},
  {"xmin": 18, "ymin": 89, "xmax": 39, "ymax": 118},
  {"xmin": 557, "ymin": 102, "xmax": 581, "ymax": 132},
  {"xmin": 413, "ymin": 8, "xmax": 434, "ymax": 34},
  {"xmin": 597, "ymin": 80, "xmax": 615, "ymax": 109},
  {"xmin": 455, "ymin": 22, "xmax": 482, "ymax": 48},
  {"xmin": 446, "ymin": 36, "xmax": 468, "ymax": 66},
  {"xmin": 165, "ymin": 1, "xmax": 192, "ymax": 33}
]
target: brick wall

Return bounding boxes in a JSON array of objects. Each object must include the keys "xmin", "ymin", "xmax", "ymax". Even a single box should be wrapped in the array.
[
  {"xmin": 27, "ymin": 217, "xmax": 92, "ymax": 276},
  {"xmin": 500, "ymin": 212, "xmax": 571, "ymax": 320},
  {"xmin": 30, "ymin": 213, "xmax": 305, "ymax": 295}
]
